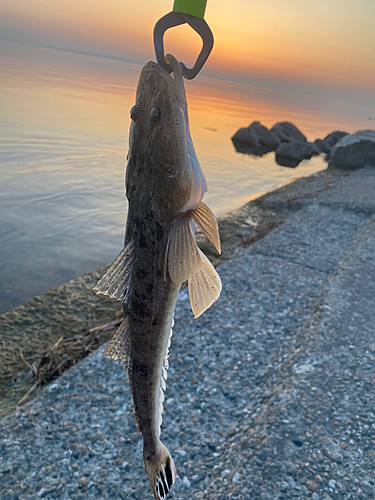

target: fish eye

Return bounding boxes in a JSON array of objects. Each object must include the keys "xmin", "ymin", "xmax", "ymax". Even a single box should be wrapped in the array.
[
  {"xmin": 130, "ymin": 104, "xmax": 139, "ymax": 121},
  {"xmin": 150, "ymin": 106, "xmax": 161, "ymax": 125}
]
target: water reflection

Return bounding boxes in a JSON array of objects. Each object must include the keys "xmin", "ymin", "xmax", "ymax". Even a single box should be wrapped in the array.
[
  {"xmin": 232, "ymin": 140, "xmax": 275, "ymax": 157},
  {"xmin": 274, "ymin": 156, "xmax": 304, "ymax": 169}
]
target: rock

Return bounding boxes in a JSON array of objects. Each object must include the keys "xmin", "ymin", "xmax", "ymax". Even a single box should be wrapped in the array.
[
  {"xmin": 310, "ymin": 142, "xmax": 321, "ymax": 155},
  {"xmin": 314, "ymin": 131, "xmax": 348, "ymax": 155},
  {"xmin": 248, "ymin": 122, "xmax": 280, "ymax": 148},
  {"xmin": 232, "ymin": 121, "xmax": 280, "ymax": 156},
  {"xmin": 280, "ymin": 481, "xmax": 289, "ymax": 491},
  {"xmin": 182, "ymin": 476, "xmax": 191, "ymax": 488},
  {"xmin": 323, "ymin": 130, "xmax": 348, "ymax": 146},
  {"xmin": 232, "ymin": 472, "xmax": 240, "ymax": 483},
  {"xmin": 328, "ymin": 130, "xmax": 375, "ymax": 169},
  {"xmin": 271, "ymin": 122, "xmax": 307, "ymax": 143},
  {"xmin": 328, "ymin": 479, "xmax": 336, "ymax": 489},
  {"xmin": 65, "ymin": 484, "xmax": 77, "ymax": 495},
  {"xmin": 314, "ymin": 139, "xmax": 331, "ymax": 154},
  {"xmin": 231, "ymin": 128, "xmax": 259, "ymax": 148},
  {"xmin": 275, "ymin": 140, "xmax": 316, "ymax": 167},
  {"xmin": 306, "ymin": 480, "xmax": 318, "ymax": 492}
]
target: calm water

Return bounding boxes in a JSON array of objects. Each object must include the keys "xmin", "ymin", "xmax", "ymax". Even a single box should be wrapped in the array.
[{"xmin": 0, "ymin": 40, "xmax": 371, "ymax": 313}]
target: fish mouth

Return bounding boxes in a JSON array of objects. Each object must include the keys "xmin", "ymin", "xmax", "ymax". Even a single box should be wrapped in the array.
[
  {"xmin": 137, "ymin": 61, "xmax": 175, "ymax": 102},
  {"xmin": 141, "ymin": 61, "xmax": 172, "ymax": 80}
]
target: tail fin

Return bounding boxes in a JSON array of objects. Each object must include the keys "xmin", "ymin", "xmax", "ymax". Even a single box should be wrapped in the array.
[{"xmin": 144, "ymin": 443, "xmax": 177, "ymax": 500}]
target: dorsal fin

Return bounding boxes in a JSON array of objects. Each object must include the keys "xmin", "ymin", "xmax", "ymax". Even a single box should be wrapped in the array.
[
  {"xmin": 190, "ymin": 201, "xmax": 221, "ymax": 254},
  {"xmin": 94, "ymin": 240, "xmax": 134, "ymax": 302},
  {"xmin": 167, "ymin": 217, "xmax": 201, "ymax": 285},
  {"xmin": 188, "ymin": 249, "xmax": 222, "ymax": 318}
]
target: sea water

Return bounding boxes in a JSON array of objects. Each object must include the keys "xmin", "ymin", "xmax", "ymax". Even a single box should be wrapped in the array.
[{"xmin": 0, "ymin": 40, "xmax": 369, "ymax": 313}]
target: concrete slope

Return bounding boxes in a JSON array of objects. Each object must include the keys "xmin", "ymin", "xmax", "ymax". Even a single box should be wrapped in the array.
[{"xmin": 205, "ymin": 202, "xmax": 375, "ymax": 500}]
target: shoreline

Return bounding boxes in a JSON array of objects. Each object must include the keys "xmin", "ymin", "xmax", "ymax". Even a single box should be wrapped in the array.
[{"xmin": 0, "ymin": 165, "xmax": 341, "ymax": 417}]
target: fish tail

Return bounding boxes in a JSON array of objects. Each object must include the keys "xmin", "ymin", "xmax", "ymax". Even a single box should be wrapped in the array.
[{"xmin": 144, "ymin": 443, "xmax": 177, "ymax": 500}]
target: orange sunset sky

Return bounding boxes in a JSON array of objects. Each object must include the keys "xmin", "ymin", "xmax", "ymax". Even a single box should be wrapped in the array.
[{"xmin": 1, "ymin": 0, "xmax": 374, "ymax": 104}]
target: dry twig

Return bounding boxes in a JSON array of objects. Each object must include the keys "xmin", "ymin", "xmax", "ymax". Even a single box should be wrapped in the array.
[{"xmin": 31, "ymin": 319, "xmax": 122, "ymax": 383}]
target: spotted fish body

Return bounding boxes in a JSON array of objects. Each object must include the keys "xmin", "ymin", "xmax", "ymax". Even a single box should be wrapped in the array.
[{"xmin": 95, "ymin": 55, "xmax": 221, "ymax": 500}]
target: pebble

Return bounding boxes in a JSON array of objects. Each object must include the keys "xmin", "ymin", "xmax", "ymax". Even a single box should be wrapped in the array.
[
  {"xmin": 66, "ymin": 484, "xmax": 77, "ymax": 494},
  {"xmin": 306, "ymin": 480, "xmax": 318, "ymax": 492},
  {"xmin": 182, "ymin": 476, "xmax": 191, "ymax": 488},
  {"xmin": 288, "ymin": 478, "xmax": 297, "ymax": 488},
  {"xmin": 232, "ymin": 472, "xmax": 240, "ymax": 483},
  {"xmin": 328, "ymin": 479, "xmax": 336, "ymax": 489},
  {"xmin": 280, "ymin": 481, "xmax": 289, "ymax": 491}
]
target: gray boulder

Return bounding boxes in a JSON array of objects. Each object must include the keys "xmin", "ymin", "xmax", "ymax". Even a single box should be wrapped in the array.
[
  {"xmin": 314, "ymin": 131, "xmax": 348, "ymax": 155},
  {"xmin": 314, "ymin": 138, "xmax": 331, "ymax": 154},
  {"xmin": 247, "ymin": 121, "xmax": 280, "ymax": 148},
  {"xmin": 231, "ymin": 127, "xmax": 260, "ymax": 148},
  {"xmin": 328, "ymin": 130, "xmax": 375, "ymax": 169},
  {"xmin": 232, "ymin": 121, "xmax": 280, "ymax": 155},
  {"xmin": 310, "ymin": 142, "xmax": 321, "ymax": 156},
  {"xmin": 271, "ymin": 122, "xmax": 307, "ymax": 143},
  {"xmin": 275, "ymin": 141, "xmax": 319, "ymax": 168},
  {"xmin": 323, "ymin": 130, "xmax": 348, "ymax": 146}
]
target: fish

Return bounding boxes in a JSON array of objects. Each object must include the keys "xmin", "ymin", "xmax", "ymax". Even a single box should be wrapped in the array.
[{"xmin": 94, "ymin": 54, "xmax": 221, "ymax": 500}]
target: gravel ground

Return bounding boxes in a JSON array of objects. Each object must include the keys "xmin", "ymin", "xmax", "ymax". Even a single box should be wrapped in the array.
[{"xmin": 1, "ymin": 166, "xmax": 375, "ymax": 500}]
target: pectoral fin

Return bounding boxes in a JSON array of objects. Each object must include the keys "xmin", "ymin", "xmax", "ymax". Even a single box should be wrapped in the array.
[
  {"xmin": 94, "ymin": 240, "xmax": 134, "ymax": 302},
  {"xmin": 190, "ymin": 201, "xmax": 221, "ymax": 254},
  {"xmin": 168, "ymin": 217, "xmax": 201, "ymax": 285},
  {"xmin": 188, "ymin": 249, "xmax": 222, "ymax": 318},
  {"xmin": 104, "ymin": 317, "xmax": 131, "ymax": 370}
]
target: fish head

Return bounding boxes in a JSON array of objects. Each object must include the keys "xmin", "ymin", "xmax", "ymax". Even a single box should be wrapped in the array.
[{"xmin": 126, "ymin": 55, "xmax": 206, "ymax": 221}]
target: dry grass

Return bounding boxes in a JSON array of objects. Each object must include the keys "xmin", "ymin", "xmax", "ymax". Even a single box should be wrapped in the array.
[{"xmin": 30, "ymin": 319, "xmax": 121, "ymax": 383}]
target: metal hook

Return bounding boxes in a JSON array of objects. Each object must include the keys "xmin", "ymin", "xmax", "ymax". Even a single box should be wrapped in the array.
[{"xmin": 153, "ymin": 11, "xmax": 214, "ymax": 80}]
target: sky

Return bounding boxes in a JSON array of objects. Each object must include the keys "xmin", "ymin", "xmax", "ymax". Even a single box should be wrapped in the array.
[{"xmin": 0, "ymin": 0, "xmax": 374, "ymax": 105}]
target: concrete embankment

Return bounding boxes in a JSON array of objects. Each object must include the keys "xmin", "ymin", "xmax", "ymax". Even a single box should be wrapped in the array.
[{"xmin": 1, "ymin": 165, "xmax": 375, "ymax": 499}]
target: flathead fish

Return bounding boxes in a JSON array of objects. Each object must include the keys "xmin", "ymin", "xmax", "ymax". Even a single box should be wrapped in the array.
[{"xmin": 94, "ymin": 54, "xmax": 221, "ymax": 500}]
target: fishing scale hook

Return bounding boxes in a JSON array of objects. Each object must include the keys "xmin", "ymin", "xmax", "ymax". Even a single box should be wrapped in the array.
[{"xmin": 153, "ymin": 0, "xmax": 214, "ymax": 80}]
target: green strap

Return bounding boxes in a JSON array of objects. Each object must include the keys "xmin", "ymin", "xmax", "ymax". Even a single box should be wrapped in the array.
[{"xmin": 173, "ymin": 0, "xmax": 207, "ymax": 19}]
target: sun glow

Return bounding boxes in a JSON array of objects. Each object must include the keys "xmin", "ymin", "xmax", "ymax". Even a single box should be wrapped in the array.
[{"xmin": 1, "ymin": 0, "xmax": 374, "ymax": 98}]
